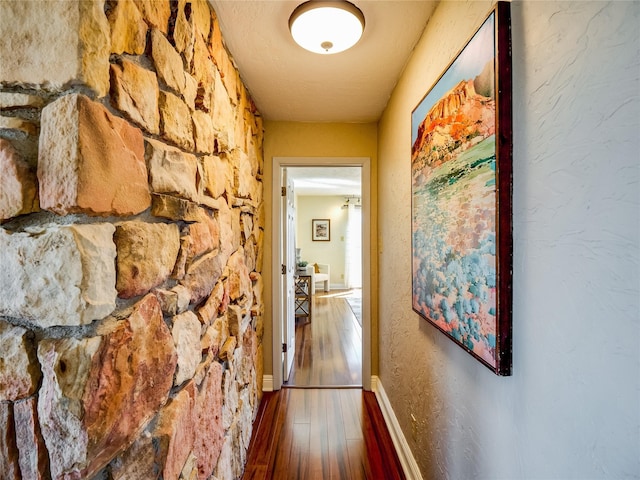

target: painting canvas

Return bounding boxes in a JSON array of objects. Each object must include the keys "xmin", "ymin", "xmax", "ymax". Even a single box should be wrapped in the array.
[{"xmin": 411, "ymin": 2, "xmax": 512, "ymax": 375}]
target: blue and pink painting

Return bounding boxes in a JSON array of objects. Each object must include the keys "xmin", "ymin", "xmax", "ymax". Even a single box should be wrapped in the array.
[{"xmin": 411, "ymin": 12, "xmax": 501, "ymax": 369}]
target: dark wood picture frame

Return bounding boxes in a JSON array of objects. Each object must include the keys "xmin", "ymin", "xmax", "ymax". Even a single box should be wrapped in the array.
[
  {"xmin": 410, "ymin": 2, "xmax": 512, "ymax": 375},
  {"xmin": 312, "ymin": 219, "xmax": 330, "ymax": 241}
]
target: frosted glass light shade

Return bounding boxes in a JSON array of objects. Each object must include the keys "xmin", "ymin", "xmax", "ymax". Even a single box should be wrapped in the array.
[{"xmin": 289, "ymin": 1, "xmax": 365, "ymax": 55}]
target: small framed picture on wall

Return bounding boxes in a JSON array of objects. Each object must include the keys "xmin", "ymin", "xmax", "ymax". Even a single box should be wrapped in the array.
[{"xmin": 312, "ymin": 219, "xmax": 330, "ymax": 241}]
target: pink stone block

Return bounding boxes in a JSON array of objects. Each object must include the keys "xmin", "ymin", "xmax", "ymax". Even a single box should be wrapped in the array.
[
  {"xmin": 14, "ymin": 397, "xmax": 50, "ymax": 480},
  {"xmin": 154, "ymin": 381, "xmax": 197, "ymax": 480},
  {"xmin": 0, "ymin": 402, "xmax": 20, "ymax": 479},
  {"xmin": 194, "ymin": 362, "xmax": 224, "ymax": 480},
  {"xmin": 38, "ymin": 294, "xmax": 177, "ymax": 479}
]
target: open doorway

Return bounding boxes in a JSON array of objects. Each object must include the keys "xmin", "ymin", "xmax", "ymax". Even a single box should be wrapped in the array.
[
  {"xmin": 271, "ymin": 157, "xmax": 372, "ymax": 392},
  {"xmin": 285, "ymin": 166, "xmax": 362, "ymax": 387}
]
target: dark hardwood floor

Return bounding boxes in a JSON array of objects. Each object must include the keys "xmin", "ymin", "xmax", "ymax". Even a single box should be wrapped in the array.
[
  {"xmin": 242, "ymin": 388, "xmax": 405, "ymax": 480},
  {"xmin": 243, "ymin": 291, "xmax": 403, "ymax": 479},
  {"xmin": 287, "ymin": 290, "xmax": 362, "ymax": 387}
]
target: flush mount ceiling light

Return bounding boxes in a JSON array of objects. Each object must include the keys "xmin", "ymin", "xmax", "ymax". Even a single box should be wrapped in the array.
[{"xmin": 288, "ymin": 1, "xmax": 365, "ymax": 55}]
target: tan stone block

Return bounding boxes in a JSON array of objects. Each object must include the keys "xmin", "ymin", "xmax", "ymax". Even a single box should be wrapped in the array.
[
  {"xmin": 256, "ymin": 227, "xmax": 264, "ymax": 272},
  {"xmin": 114, "ymin": 221, "xmax": 181, "ymax": 298},
  {"xmin": 208, "ymin": 12, "xmax": 224, "ymax": 68},
  {"xmin": 109, "ymin": 433, "xmax": 157, "ymax": 480},
  {"xmin": 152, "ymin": 193, "xmax": 203, "ymax": 222},
  {"xmin": 228, "ymin": 305, "xmax": 250, "ymax": 339},
  {"xmin": 159, "ymin": 91, "xmax": 194, "ymax": 151},
  {"xmin": 191, "ymin": 0, "xmax": 212, "ymax": 40},
  {"xmin": 181, "ymin": 452, "xmax": 199, "ymax": 480},
  {"xmin": 187, "ymin": 217, "xmax": 217, "ymax": 260},
  {"xmin": 155, "ymin": 284, "xmax": 190, "ymax": 316},
  {"xmin": 219, "ymin": 336, "xmax": 236, "ymax": 362},
  {"xmin": 211, "ymin": 69, "xmax": 235, "ymax": 151},
  {"xmin": 180, "ymin": 250, "xmax": 224, "ymax": 304},
  {"xmin": 194, "ymin": 362, "xmax": 223, "ymax": 479},
  {"xmin": 0, "ymin": 402, "xmax": 20, "ymax": 479},
  {"xmin": 145, "ymin": 138, "xmax": 199, "ymax": 201},
  {"xmin": 240, "ymin": 329, "xmax": 258, "ymax": 387},
  {"xmin": 173, "ymin": 0, "xmax": 195, "ymax": 67},
  {"xmin": 151, "ymin": 29, "xmax": 186, "ymax": 93},
  {"xmin": 0, "ymin": 92, "xmax": 44, "ymax": 109},
  {"xmin": 196, "ymin": 281, "xmax": 224, "ymax": 326},
  {"xmin": 0, "ymin": 139, "xmax": 38, "ymax": 222},
  {"xmin": 240, "ymin": 212, "xmax": 253, "ymax": 242},
  {"xmin": 172, "ymin": 235, "xmax": 190, "ymax": 281},
  {"xmin": 244, "ymin": 237, "xmax": 256, "ymax": 273},
  {"xmin": 153, "ymin": 381, "xmax": 196, "ymax": 480},
  {"xmin": 202, "ymin": 154, "xmax": 232, "ymax": 200},
  {"xmin": 0, "ymin": 115, "xmax": 38, "ymax": 135},
  {"xmin": 132, "ymin": 0, "xmax": 171, "ymax": 33},
  {"xmin": 107, "ymin": 0, "xmax": 147, "ymax": 55},
  {"xmin": 38, "ymin": 294, "xmax": 177, "ymax": 479},
  {"xmin": 195, "ymin": 68, "xmax": 215, "ymax": 114},
  {"xmin": 171, "ymin": 311, "xmax": 202, "ymax": 386},
  {"xmin": 227, "ymin": 248, "xmax": 252, "ymax": 304},
  {"xmin": 0, "ymin": 0, "xmax": 109, "ymax": 96},
  {"xmin": 111, "ymin": 59, "xmax": 160, "ymax": 134},
  {"xmin": 0, "ymin": 224, "xmax": 116, "ymax": 327},
  {"xmin": 183, "ymin": 73, "xmax": 198, "ymax": 111},
  {"xmin": 256, "ymin": 342, "xmax": 264, "ymax": 399},
  {"xmin": 39, "ymin": 93, "xmax": 150, "ymax": 216},
  {"xmin": 192, "ymin": 110, "xmax": 215, "ymax": 154},
  {"xmin": 191, "ymin": 29, "xmax": 213, "ymax": 85},
  {"xmin": 0, "ymin": 321, "xmax": 40, "ymax": 401},
  {"xmin": 217, "ymin": 199, "xmax": 241, "ymax": 263},
  {"xmin": 220, "ymin": 369, "xmax": 237, "ymax": 431},
  {"xmin": 252, "ymin": 273, "xmax": 264, "ymax": 317},
  {"xmin": 14, "ymin": 396, "xmax": 50, "ymax": 480}
]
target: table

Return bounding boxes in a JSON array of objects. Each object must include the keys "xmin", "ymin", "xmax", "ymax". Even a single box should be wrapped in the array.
[{"xmin": 294, "ymin": 275, "xmax": 312, "ymax": 321}]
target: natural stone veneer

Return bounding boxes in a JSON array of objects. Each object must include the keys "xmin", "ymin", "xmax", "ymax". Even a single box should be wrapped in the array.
[
  {"xmin": 38, "ymin": 93, "xmax": 151, "ymax": 216},
  {"xmin": 0, "ymin": 0, "xmax": 264, "ymax": 478},
  {"xmin": 38, "ymin": 294, "xmax": 177, "ymax": 479},
  {"xmin": 0, "ymin": 224, "xmax": 117, "ymax": 327}
]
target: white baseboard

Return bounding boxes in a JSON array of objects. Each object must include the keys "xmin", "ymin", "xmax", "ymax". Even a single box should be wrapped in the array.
[
  {"xmin": 372, "ymin": 376, "xmax": 423, "ymax": 480},
  {"xmin": 262, "ymin": 375, "xmax": 274, "ymax": 392}
]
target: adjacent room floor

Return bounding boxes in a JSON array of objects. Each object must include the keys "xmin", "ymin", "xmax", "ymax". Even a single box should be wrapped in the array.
[{"xmin": 286, "ymin": 289, "xmax": 363, "ymax": 387}]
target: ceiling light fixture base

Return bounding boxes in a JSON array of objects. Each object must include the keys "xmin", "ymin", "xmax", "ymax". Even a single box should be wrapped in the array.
[{"xmin": 288, "ymin": 0, "xmax": 365, "ymax": 55}]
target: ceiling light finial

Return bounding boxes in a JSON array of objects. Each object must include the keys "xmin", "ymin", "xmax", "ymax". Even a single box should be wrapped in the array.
[{"xmin": 289, "ymin": 1, "xmax": 365, "ymax": 55}]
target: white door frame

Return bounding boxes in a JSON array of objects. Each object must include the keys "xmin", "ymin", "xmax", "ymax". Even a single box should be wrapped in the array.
[{"xmin": 271, "ymin": 156, "xmax": 372, "ymax": 391}]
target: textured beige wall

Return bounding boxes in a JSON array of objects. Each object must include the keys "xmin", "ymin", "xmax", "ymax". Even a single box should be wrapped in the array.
[
  {"xmin": 262, "ymin": 121, "xmax": 377, "ymax": 376},
  {"xmin": 378, "ymin": 1, "xmax": 639, "ymax": 478}
]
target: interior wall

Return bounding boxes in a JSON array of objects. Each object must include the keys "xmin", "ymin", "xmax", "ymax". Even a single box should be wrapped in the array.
[
  {"xmin": 296, "ymin": 195, "xmax": 349, "ymax": 288},
  {"xmin": 0, "ymin": 1, "xmax": 264, "ymax": 478},
  {"xmin": 377, "ymin": 1, "xmax": 639, "ymax": 478},
  {"xmin": 262, "ymin": 121, "xmax": 377, "ymax": 376}
]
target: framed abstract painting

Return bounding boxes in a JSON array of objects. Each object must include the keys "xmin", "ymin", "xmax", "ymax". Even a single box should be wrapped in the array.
[
  {"xmin": 410, "ymin": 2, "xmax": 513, "ymax": 375},
  {"xmin": 312, "ymin": 219, "xmax": 330, "ymax": 241}
]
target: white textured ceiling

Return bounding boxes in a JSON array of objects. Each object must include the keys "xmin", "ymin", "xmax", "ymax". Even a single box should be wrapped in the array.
[{"xmin": 211, "ymin": 0, "xmax": 437, "ymax": 123}]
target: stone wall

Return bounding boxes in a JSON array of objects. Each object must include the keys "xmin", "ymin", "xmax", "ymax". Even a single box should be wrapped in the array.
[{"xmin": 0, "ymin": 1, "xmax": 264, "ymax": 479}]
